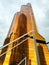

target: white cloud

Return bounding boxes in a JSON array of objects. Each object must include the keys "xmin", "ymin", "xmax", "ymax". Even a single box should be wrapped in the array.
[
  {"xmin": 32, "ymin": 0, "xmax": 49, "ymax": 43},
  {"xmin": 0, "ymin": 0, "xmax": 49, "ymax": 47}
]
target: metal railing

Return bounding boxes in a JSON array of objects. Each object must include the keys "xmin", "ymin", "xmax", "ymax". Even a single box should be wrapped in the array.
[
  {"xmin": 0, "ymin": 30, "xmax": 33, "ymax": 50},
  {"xmin": 0, "ymin": 37, "xmax": 30, "ymax": 57},
  {"xmin": 0, "ymin": 30, "xmax": 33, "ymax": 57},
  {"xmin": 18, "ymin": 57, "xmax": 27, "ymax": 65},
  {"xmin": 0, "ymin": 30, "xmax": 33, "ymax": 65}
]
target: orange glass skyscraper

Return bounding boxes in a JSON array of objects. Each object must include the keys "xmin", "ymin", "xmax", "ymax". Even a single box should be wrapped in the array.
[{"xmin": 0, "ymin": 3, "xmax": 49, "ymax": 65}]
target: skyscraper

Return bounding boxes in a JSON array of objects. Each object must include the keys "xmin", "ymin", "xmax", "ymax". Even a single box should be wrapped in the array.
[{"xmin": 0, "ymin": 3, "xmax": 49, "ymax": 65}]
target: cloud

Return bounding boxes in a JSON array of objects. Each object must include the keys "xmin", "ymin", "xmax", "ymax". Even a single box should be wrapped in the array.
[
  {"xmin": 0, "ymin": 0, "xmax": 22, "ymax": 46},
  {"xmin": 43, "ymin": 10, "xmax": 49, "ymax": 27},
  {"xmin": 0, "ymin": 0, "xmax": 49, "ymax": 47},
  {"xmin": 32, "ymin": 0, "xmax": 49, "ymax": 43}
]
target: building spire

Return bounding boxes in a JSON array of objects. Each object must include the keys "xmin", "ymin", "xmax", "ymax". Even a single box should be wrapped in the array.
[{"xmin": 27, "ymin": 3, "xmax": 31, "ymax": 7}]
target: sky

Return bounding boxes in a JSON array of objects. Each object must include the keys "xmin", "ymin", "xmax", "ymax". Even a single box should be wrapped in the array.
[{"xmin": 0, "ymin": 0, "xmax": 49, "ymax": 48}]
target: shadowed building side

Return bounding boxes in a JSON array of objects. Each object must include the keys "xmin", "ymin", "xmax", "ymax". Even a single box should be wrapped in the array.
[{"xmin": 9, "ymin": 14, "xmax": 29, "ymax": 65}]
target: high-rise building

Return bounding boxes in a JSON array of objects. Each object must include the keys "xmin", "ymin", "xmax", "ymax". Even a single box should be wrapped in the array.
[{"xmin": 0, "ymin": 3, "xmax": 49, "ymax": 65}]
